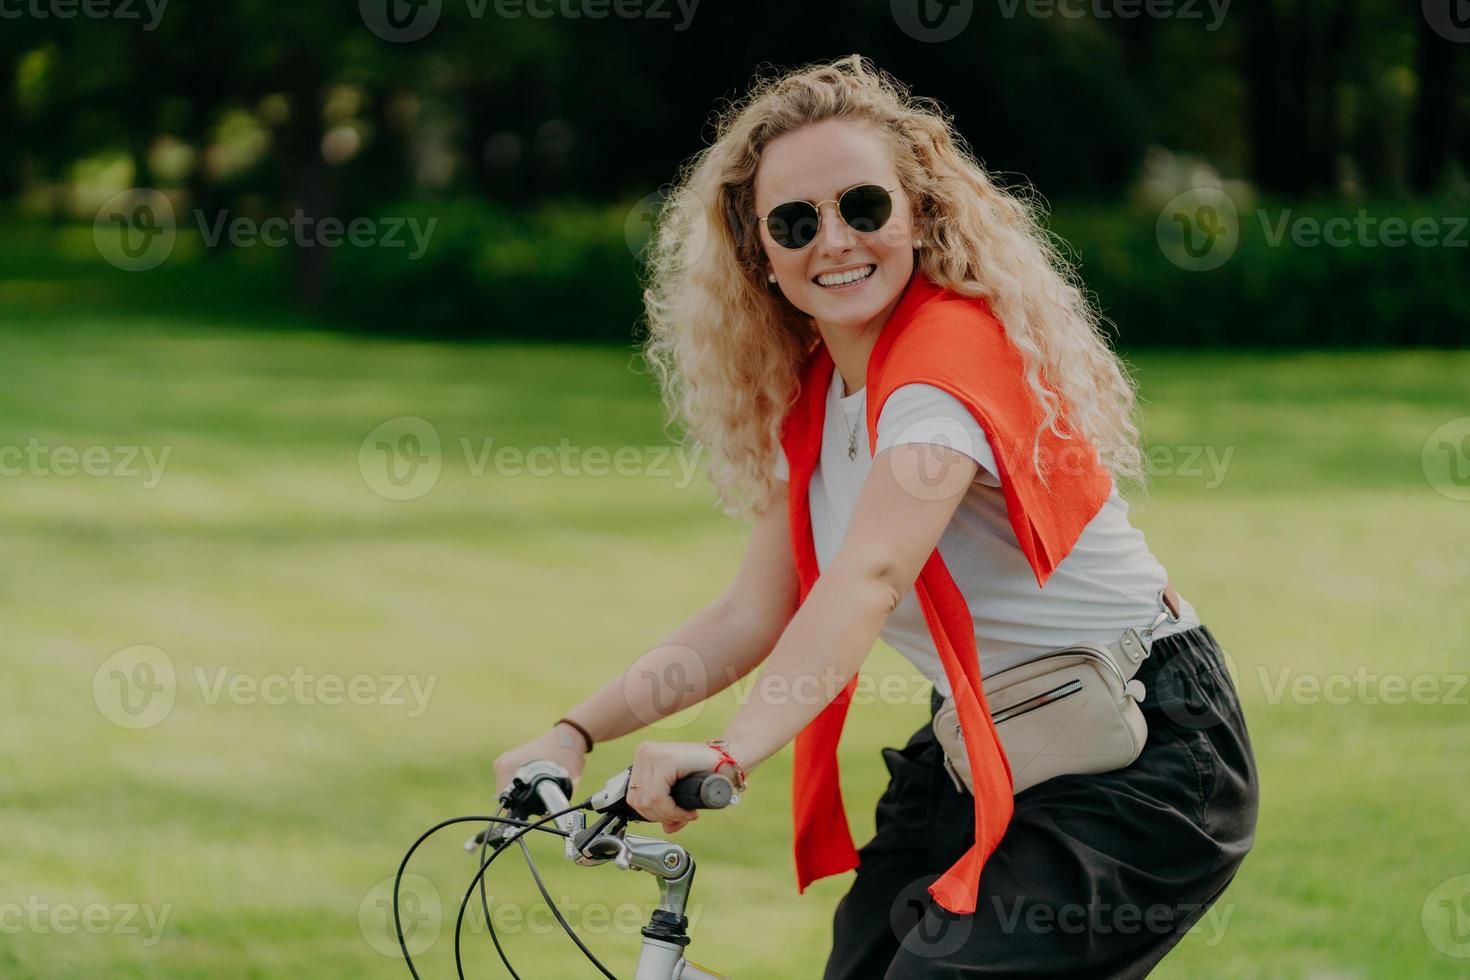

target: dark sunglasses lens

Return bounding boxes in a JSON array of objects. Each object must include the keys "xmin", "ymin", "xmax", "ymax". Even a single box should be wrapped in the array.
[
  {"xmin": 839, "ymin": 185, "xmax": 893, "ymax": 234},
  {"xmin": 768, "ymin": 202, "xmax": 819, "ymax": 249}
]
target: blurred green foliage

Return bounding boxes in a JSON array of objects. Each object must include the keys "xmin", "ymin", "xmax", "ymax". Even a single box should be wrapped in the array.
[
  {"xmin": 8, "ymin": 188, "xmax": 1466, "ymax": 346},
  {"xmin": 328, "ymin": 196, "xmax": 646, "ymax": 342},
  {"xmin": 3, "ymin": 0, "xmax": 1467, "ymax": 344}
]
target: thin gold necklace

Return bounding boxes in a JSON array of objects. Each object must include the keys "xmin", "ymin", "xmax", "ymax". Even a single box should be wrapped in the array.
[{"xmin": 845, "ymin": 399, "xmax": 864, "ymax": 460}]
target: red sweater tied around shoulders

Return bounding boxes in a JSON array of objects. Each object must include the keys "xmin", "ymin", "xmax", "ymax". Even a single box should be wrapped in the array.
[{"xmin": 779, "ymin": 269, "xmax": 1112, "ymax": 914}]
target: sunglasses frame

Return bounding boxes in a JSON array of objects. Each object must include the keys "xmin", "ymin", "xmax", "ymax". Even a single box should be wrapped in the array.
[{"xmin": 756, "ymin": 182, "xmax": 902, "ymax": 251}]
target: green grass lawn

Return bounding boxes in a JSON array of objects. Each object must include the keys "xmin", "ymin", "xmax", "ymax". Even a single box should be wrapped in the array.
[{"xmin": 1, "ymin": 308, "xmax": 1467, "ymax": 978}]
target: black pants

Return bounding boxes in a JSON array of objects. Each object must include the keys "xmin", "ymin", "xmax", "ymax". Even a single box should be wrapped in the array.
[{"xmin": 822, "ymin": 625, "xmax": 1260, "ymax": 979}]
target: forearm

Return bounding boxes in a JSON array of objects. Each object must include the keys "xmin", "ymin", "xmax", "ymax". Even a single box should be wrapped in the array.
[
  {"xmin": 560, "ymin": 598, "xmax": 782, "ymax": 746},
  {"xmin": 717, "ymin": 568, "xmax": 896, "ymax": 777}
]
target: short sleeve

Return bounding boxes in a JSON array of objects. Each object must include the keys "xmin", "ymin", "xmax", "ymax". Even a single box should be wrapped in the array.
[
  {"xmin": 875, "ymin": 383, "xmax": 1001, "ymax": 486},
  {"xmin": 772, "ymin": 444, "xmax": 789, "ymax": 481}
]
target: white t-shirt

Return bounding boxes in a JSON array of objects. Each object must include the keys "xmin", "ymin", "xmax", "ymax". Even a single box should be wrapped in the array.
[{"xmin": 774, "ymin": 369, "xmax": 1199, "ymax": 697}]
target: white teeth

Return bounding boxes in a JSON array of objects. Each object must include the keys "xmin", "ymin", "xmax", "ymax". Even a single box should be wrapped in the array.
[{"xmin": 816, "ymin": 264, "xmax": 875, "ymax": 287}]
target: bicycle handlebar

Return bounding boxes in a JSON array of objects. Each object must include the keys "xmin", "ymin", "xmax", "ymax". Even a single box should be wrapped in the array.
[
  {"xmin": 670, "ymin": 770, "xmax": 736, "ymax": 809},
  {"xmin": 419, "ymin": 759, "xmax": 736, "ymax": 979},
  {"xmin": 467, "ymin": 761, "xmax": 735, "ymax": 851},
  {"xmin": 591, "ymin": 765, "xmax": 735, "ymax": 822}
]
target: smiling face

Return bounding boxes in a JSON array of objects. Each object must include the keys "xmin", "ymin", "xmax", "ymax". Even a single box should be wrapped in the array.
[{"xmin": 753, "ymin": 119, "xmax": 918, "ymax": 339}]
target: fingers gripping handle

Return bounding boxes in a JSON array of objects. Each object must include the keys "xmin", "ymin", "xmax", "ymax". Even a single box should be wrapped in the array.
[{"xmin": 592, "ymin": 766, "xmax": 735, "ymax": 822}]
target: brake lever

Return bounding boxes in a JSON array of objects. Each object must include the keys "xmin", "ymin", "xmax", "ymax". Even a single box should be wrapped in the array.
[
  {"xmin": 570, "ymin": 808, "xmax": 630, "ymax": 866},
  {"xmin": 465, "ymin": 762, "xmax": 579, "ymax": 851},
  {"xmin": 589, "ymin": 766, "xmax": 635, "ymax": 813}
]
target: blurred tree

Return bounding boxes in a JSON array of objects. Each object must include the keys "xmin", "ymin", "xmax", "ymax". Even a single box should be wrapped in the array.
[
  {"xmin": 0, "ymin": 33, "xmax": 17, "ymax": 199},
  {"xmin": 1410, "ymin": 2, "xmax": 1462, "ymax": 193},
  {"xmin": 2, "ymin": 0, "xmax": 1462, "ymax": 334},
  {"xmin": 1245, "ymin": 0, "xmax": 1352, "ymax": 195},
  {"xmin": 163, "ymin": 0, "xmax": 246, "ymax": 246}
]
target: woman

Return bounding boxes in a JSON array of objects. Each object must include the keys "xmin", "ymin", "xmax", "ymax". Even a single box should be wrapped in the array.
[{"xmin": 493, "ymin": 54, "xmax": 1259, "ymax": 978}]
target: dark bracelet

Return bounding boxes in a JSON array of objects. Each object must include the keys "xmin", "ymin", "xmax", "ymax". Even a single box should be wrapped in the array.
[{"xmin": 554, "ymin": 717, "xmax": 594, "ymax": 753}]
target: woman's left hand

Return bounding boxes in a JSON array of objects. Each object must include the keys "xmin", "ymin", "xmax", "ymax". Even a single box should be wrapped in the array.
[{"xmin": 627, "ymin": 741, "xmax": 729, "ymax": 834}]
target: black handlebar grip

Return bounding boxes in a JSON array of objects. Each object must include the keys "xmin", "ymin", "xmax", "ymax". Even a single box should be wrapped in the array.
[
  {"xmin": 614, "ymin": 769, "xmax": 735, "ymax": 822},
  {"xmin": 669, "ymin": 770, "xmax": 734, "ymax": 810}
]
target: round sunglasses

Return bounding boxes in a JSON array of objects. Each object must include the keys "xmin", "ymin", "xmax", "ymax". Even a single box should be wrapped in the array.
[{"xmin": 757, "ymin": 182, "xmax": 900, "ymax": 251}]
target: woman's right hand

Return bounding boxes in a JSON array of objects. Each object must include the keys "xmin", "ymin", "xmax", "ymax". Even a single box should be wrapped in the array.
[{"xmin": 492, "ymin": 727, "xmax": 589, "ymax": 799}]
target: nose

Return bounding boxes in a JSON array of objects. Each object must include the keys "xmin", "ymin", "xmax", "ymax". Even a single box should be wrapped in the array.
[{"xmin": 815, "ymin": 200, "xmax": 856, "ymax": 254}]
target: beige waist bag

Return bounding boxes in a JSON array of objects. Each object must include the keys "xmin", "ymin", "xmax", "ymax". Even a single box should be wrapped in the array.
[{"xmin": 933, "ymin": 597, "xmax": 1181, "ymax": 797}]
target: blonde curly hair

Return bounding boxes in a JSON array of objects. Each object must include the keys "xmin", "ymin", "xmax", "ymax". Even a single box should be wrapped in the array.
[{"xmin": 638, "ymin": 53, "xmax": 1145, "ymax": 519}]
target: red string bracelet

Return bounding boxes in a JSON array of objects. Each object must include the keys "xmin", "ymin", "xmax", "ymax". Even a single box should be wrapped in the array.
[{"xmin": 705, "ymin": 738, "xmax": 748, "ymax": 792}]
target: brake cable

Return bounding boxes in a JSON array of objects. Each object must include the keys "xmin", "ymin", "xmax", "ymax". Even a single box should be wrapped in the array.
[
  {"xmin": 473, "ymin": 807, "xmax": 525, "ymax": 980},
  {"xmin": 392, "ymin": 809, "xmax": 571, "ymax": 980},
  {"xmin": 456, "ymin": 814, "xmax": 620, "ymax": 980},
  {"xmin": 393, "ymin": 769, "xmax": 720, "ymax": 975}
]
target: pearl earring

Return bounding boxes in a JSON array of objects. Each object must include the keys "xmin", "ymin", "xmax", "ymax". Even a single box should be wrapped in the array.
[
  {"xmin": 767, "ymin": 271, "xmax": 777, "ymax": 283},
  {"xmin": 913, "ymin": 238, "xmax": 923, "ymax": 249}
]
